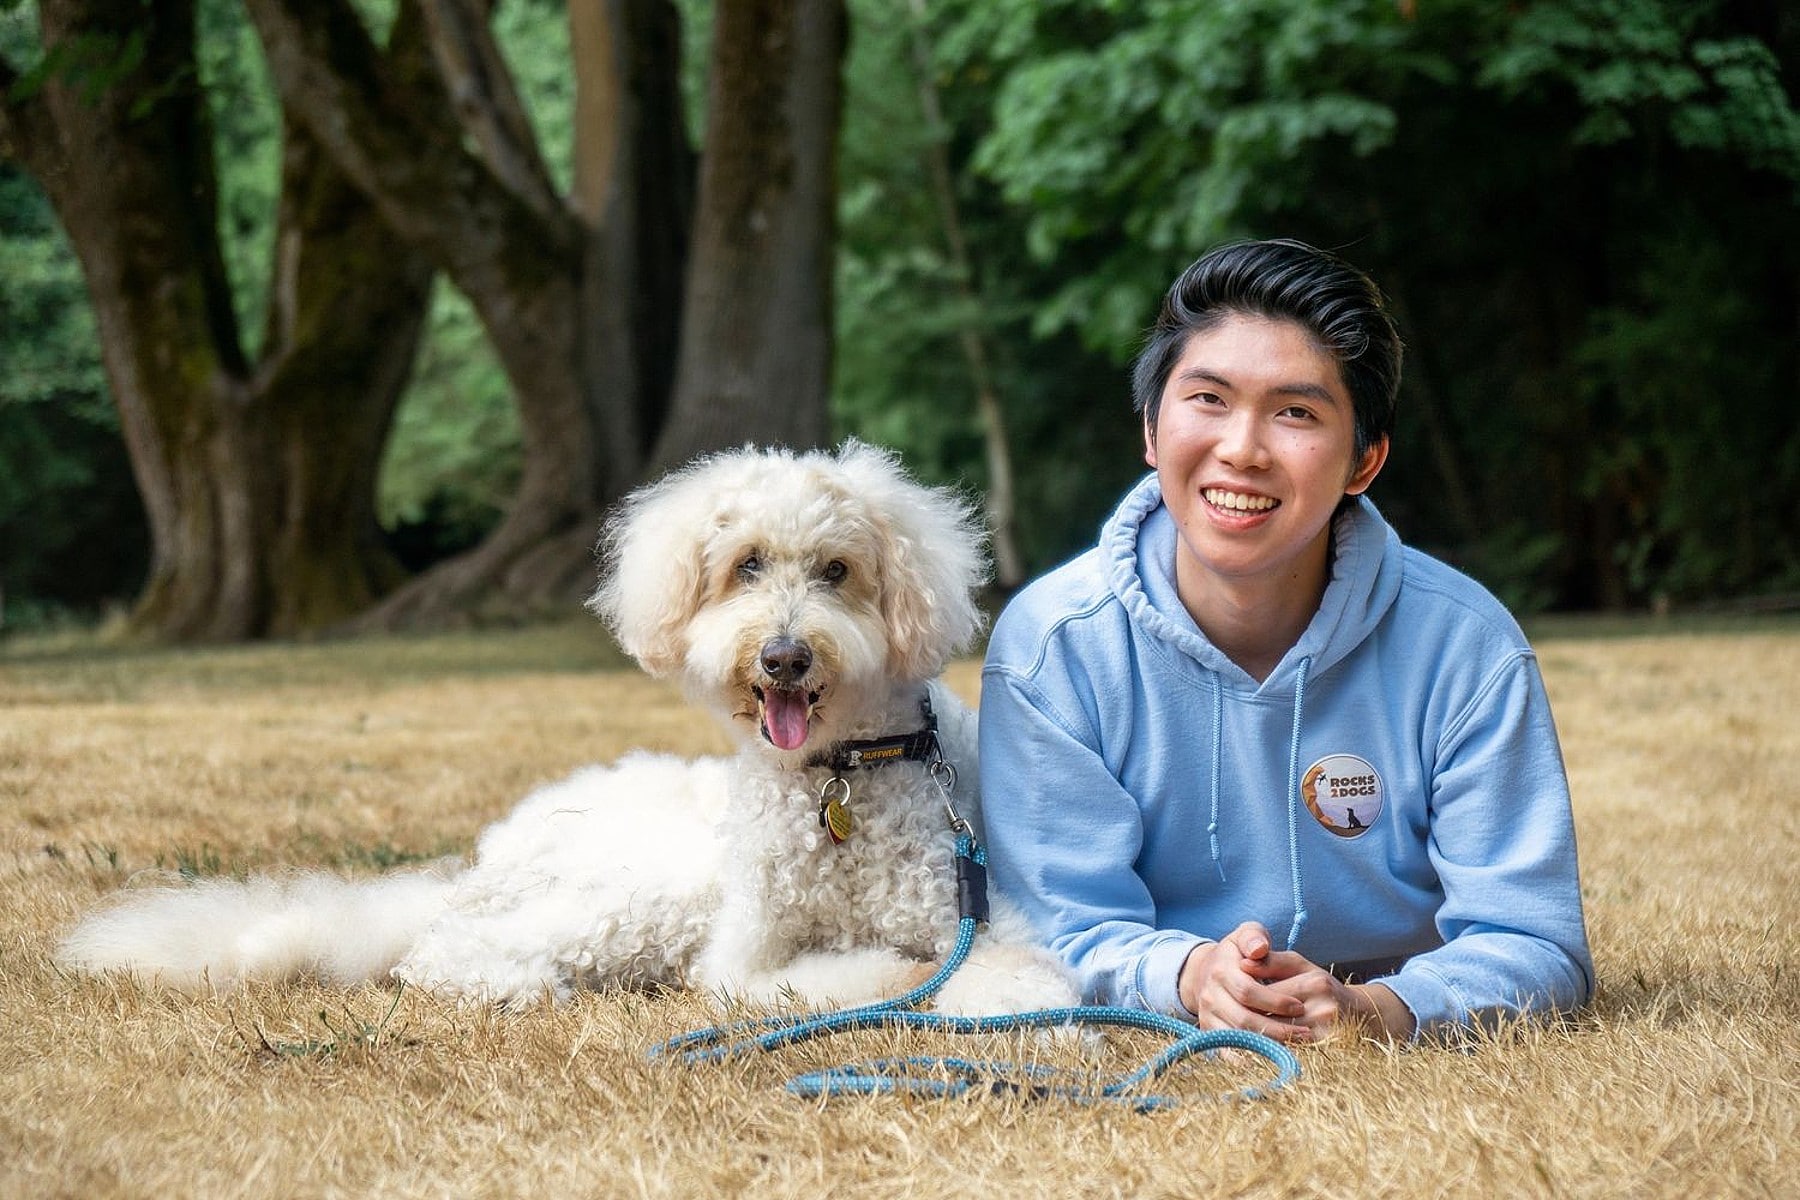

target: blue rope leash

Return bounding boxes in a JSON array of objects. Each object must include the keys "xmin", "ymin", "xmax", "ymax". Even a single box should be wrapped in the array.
[{"xmin": 650, "ymin": 835, "xmax": 1302, "ymax": 1108}]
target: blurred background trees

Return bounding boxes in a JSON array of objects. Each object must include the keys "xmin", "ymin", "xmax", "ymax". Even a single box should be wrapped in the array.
[
  {"xmin": 3, "ymin": 0, "xmax": 843, "ymax": 637},
  {"xmin": 2, "ymin": 0, "xmax": 1796, "ymax": 639}
]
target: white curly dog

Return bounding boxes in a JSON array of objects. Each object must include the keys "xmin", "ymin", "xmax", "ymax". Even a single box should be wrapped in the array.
[{"xmin": 59, "ymin": 442, "xmax": 1078, "ymax": 1017}]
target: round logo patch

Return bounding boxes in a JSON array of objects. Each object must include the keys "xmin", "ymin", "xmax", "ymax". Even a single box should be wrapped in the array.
[{"xmin": 1300, "ymin": 754, "xmax": 1383, "ymax": 839}]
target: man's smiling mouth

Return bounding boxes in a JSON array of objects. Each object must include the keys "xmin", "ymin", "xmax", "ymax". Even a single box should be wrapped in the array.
[{"xmin": 1203, "ymin": 488, "xmax": 1278, "ymax": 513}]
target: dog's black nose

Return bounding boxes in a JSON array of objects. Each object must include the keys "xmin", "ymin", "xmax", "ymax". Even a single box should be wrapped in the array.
[{"xmin": 760, "ymin": 638, "xmax": 813, "ymax": 684}]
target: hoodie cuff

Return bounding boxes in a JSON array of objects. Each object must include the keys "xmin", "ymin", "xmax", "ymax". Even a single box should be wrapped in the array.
[
  {"xmin": 1138, "ymin": 935, "xmax": 1208, "ymax": 1019},
  {"xmin": 1378, "ymin": 963, "xmax": 1461, "ymax": 1043}
]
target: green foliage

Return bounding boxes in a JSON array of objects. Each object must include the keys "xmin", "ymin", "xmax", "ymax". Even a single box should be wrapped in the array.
[
  {"xmin": 377, "ymin": 281, "xmax": 521, "ymax": 564},
  {"xmin": 1363, "ymin": 0, "xmax": 1800, "ymax": 608},
  {"xmin": 1573, "ymin": 230, "xmax": 1800, "ymax": 601},
  {"xmin": 492, "ymin": 0, "xmax": 576, "ymax": 191},
  {"xmin": 894, "ymin": 0, "xmax": 1800, "ymax": 609},
  {"xmin": 832, "ymin": 0, "xmax": 1143, "ymax": 572},
  {"xmin": 0, "ymin": 166, "xmax": 146, "ymax": 627},
  {"xmin": 1481, "ymin": 0, "xmax": 1800, "ymax": 181},
  {"xmin": 833, "ymin": 2, "xmax": 983, "ymax": 469},
  {"xmin": 0, "ymin": 177, "xmax": 101, "ymax": 408},
  {"xmin": 4, "ymin": 0, "xmax": 1796, "ymax": 619},
  {"xmin": 943, "ymin": 0, "xmax": 1418, "ymax": 354},
  {"xmin": 197, "ymin": 0, "xmax": 280, "ymax": 356}
]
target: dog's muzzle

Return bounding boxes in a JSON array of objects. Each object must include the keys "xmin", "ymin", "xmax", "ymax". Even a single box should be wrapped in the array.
[{"xmin": 755, "ymin": 637, "xmax": 819, "ymax": 751}]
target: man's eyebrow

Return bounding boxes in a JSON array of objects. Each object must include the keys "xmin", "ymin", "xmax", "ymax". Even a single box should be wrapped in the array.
[
  {"xmin": 1172, "ymin": 367, "xmax": 1341, "ymax": 404},
  {"xmin": 1273, "ymin": 381, "xmax": 1340, "ymax": 404}
]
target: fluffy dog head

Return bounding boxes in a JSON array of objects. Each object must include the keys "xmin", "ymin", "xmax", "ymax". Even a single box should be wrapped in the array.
[{"xmin": 589, "ymin": 441, "xmax": 989, "ymax": 753}]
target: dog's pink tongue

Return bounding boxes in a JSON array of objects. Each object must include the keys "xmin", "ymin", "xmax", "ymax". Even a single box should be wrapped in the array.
[{"xmin": 763, "ymin": 689, "xmax": 811, "ymax": 750}]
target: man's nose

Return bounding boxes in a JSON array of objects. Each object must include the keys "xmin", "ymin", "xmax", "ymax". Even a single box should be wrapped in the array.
[{"xmin": 1215, "ymin": 410, "xmax": 1271, "ymax": 469}]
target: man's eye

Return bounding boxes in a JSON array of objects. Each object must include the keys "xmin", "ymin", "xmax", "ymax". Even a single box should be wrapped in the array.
[{"xmin": 822, "ymin": 560, "xmax": 848, "ymax": 586}]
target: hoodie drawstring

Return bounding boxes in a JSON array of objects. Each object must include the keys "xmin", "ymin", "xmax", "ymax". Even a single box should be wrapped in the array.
[
  {"xmin": 1283, "ymin": 656, "xmax": 1312, "ymax": 951},
  {"xmin": 1207, "ymin": 676, "xmax": 1226, "ymax": 882}
]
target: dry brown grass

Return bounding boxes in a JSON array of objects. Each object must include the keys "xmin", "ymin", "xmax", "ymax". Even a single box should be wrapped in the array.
[{"xmin": 3, "ymin": 618, "xmax": 1795, "ymax": 1199}]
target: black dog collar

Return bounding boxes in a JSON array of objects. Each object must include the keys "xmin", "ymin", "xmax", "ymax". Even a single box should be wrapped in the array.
[
  {"xmin": 818, "ymin": 695, "xmax": 941, "ymax": 774},
  {"xmin": 812, "ymin": 695, "xmax": 944, "ymax": 846}
]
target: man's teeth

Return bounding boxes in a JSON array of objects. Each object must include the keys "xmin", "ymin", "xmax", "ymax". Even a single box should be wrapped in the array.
[{"xmin": 1204, "ymin": 488, "xmax": 1277, "ymax": 512}]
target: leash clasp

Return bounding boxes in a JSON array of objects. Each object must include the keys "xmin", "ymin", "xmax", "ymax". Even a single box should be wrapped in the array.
[{"xmin": 929, "ymin": 759, "xmax": 974, "ymax": 838}]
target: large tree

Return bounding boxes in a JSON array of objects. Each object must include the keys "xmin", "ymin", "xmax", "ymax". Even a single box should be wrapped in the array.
[
  {"xmin": 0, "ymin": 0, "xmax": 847, "ymax": 639},
  {"xmin": 0, "ymin": 0, "xmax": 435, "ymax": 639},
  {"xmin": 252, "ymin": 0, "xmax": 845, "ymax": 630}
]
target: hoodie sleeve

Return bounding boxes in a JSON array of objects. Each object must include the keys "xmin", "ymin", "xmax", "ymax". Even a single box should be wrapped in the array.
[
  {"xmin": 1380, "ymin": 651, "xmax": 1595, "ymax": 1039},
  {"xmin": 979, "ymin": 664, "xmax": 1204, "ymax": 1017}
]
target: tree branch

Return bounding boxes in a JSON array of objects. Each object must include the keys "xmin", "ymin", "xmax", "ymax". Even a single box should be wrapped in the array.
[
  {"xmin": 419, "ymin": 0, "xmax": 562, "ymax": 224},
  {"xmin": 243, "ymin": 0, "xmax": 575, "ymax": 282}
]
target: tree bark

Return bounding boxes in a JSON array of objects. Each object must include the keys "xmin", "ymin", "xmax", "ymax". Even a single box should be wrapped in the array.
[
  {"xmin": 575, "ymin": 0, "xmax": 695, "ymax": 487},
  {"xmin": 2, "ymin": 0, "xmax": 433, "ymax": 640},
  {"xmin": 252, "ymin": 123, "xmax": 435, "ymax": 632},
  {"xmin": 654, "ymin": 0, "xmax": 845, "ymax": 470},
  {"xmin": 420, "ymin": 0, "xmax": 563, "ymax": 227}
]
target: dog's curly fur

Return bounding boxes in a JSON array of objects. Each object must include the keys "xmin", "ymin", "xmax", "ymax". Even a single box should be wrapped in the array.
[{"xmin": 58, "ymin": 442, "xmax": 1078, "ymax": 1015}]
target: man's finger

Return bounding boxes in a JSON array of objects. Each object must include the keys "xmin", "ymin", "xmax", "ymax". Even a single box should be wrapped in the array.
[
  {"xmin": 1223, "ymin": 971, "xmax": 1306, "ymax": 1019},
  {"xmin": 1224, "ymin": 920, "xmax": 1272, "ymax": 961}
]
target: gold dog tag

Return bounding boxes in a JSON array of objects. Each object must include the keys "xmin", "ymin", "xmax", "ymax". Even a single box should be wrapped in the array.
[{"xmin": 822, "ymin": 796, "xmax": 853, "ymax": 844}]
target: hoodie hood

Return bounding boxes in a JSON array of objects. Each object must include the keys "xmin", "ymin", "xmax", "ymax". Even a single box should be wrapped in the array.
[{"xmin": 1101, "ymin": 473, "xmax": 1405, "ymax": 692}]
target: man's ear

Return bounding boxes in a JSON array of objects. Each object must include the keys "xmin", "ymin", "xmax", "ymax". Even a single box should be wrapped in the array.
[
  {"xmin": 1143, "ymin": 416, "xmax": 1158, "ymax": 468},
  {"xmin": 1345, "ymin": 436, "xmax": 1390, "ymax": 496}
]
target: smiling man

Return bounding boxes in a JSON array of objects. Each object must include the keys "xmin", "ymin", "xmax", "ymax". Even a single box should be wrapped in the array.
[{"xmin": 979, "ymin": 239, "xmax": 1593, "ymax": 1044}]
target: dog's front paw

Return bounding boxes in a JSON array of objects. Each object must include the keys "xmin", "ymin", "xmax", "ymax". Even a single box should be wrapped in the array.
[
  {"xmin": 929, "ymin": 944, "xmax": 1080, "ymax": 1017},
  {"xmin": 722, "ymin": 947, "xmax": 925, "ymax": 1009}
]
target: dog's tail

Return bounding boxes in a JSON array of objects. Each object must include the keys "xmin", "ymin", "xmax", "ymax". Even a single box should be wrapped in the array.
[{"xmin": 56, "ymin": 863, "xmax": 458, "ymax": 991}]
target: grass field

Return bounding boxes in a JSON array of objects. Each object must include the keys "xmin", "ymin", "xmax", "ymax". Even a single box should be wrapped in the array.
[{"xmin": 2, "ymin": 618, "xmax": 1795, "ymax": 1198}]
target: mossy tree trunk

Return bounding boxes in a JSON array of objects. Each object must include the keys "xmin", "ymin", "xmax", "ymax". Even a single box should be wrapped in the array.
[{"xmin": 0, "ymin": 0, "xmax": 433, "ymax": 640}]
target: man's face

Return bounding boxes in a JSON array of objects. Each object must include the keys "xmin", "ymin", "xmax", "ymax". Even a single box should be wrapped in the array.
[{"xmin": 1145, "ymin": 313, "xmax": 1387, "ymax": 617}]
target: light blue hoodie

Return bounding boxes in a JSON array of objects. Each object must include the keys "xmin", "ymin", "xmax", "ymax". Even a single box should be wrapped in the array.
[{"xmin": 979, "ymin": 476, "xmax": 1594, "ymax": 1039}]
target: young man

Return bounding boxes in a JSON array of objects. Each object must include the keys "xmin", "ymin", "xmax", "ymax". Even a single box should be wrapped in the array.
[{"xmin": 979, "ymin": 240, "xmax": 1593, "ymax": 1043}]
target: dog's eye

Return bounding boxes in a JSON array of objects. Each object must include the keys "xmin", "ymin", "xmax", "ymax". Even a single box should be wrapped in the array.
[
  {"xmin": 821, "ymin": 560, "xmax": 848, "ymax": 586},
  {"xmin": 736, "ymin": 554, "xmax": 762, "ymax": 581}
]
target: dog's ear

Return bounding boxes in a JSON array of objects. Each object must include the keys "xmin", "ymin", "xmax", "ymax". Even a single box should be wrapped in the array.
[
  {"xmin": 587, "ymin": 462, "xmax": 717, "ymax": 677},
  {"xmin": 836, "ymin": 440, "xmax": 990, "ymax": 679}
]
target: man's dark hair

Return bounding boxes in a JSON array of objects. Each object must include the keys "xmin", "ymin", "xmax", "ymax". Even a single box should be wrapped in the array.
[{"xmin": 1130, "ymin": 239, "xmax": 1402, "ymax": 460}]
